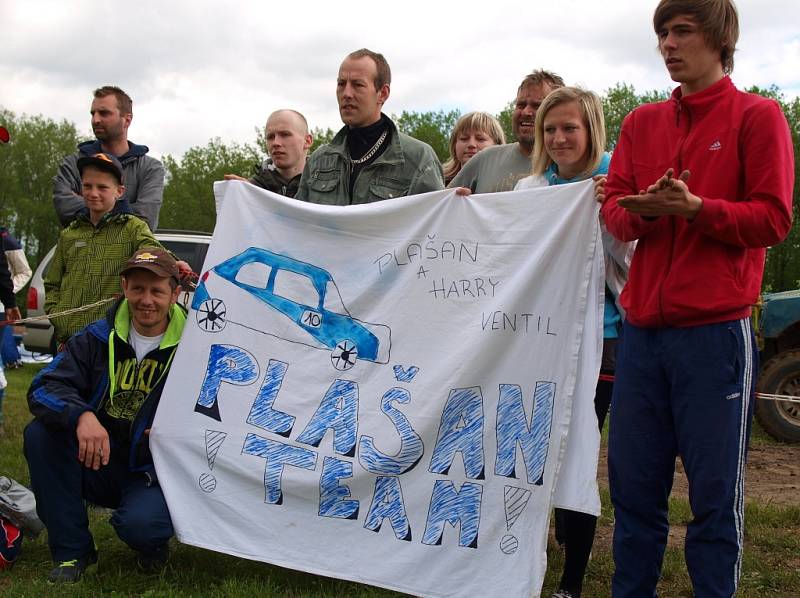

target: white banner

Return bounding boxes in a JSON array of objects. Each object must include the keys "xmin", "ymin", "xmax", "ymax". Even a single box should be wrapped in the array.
[{"xmin": 150, "ymin": 180, "xmax": 602, "ymax": 598}]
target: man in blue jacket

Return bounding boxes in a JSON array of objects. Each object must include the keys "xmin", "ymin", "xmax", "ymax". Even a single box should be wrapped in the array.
[
  {"xmin": 53, "ymin": 86, "xmax": 164, "ymax": 230},
  {"xmin": 25, "ymin": 247, "xmax": 185, "ymax": 582}
]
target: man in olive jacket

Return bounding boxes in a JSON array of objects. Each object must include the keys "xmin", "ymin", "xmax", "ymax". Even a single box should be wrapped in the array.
[{"xmin": 295, "ymin": 48, "xmax": 444, "ymax": 205}]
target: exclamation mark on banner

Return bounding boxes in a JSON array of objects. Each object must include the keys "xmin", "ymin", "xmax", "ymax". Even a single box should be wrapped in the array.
[
  {"xmin": 199, "ymin": 429, "xmax": 227, "ymax": 493},
  {"xmin": 500, "ymin": 485, "xmax": 532, "ymax": 555}
]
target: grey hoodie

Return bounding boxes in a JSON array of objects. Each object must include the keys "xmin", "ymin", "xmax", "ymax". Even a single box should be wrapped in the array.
[{"xmin": 53, "ymin": 139, "xmax": 165, "ymax": 230}]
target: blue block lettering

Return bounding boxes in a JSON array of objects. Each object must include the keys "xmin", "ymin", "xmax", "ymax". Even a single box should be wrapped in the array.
[
  {"xmin": 428, "ymin": 387, "xmax": 485, "ymax": 479},
  {"xmin": 195, "ymin": 344, "xmax": 259, "ymax": 421},
  {"xmin": 494, "ymin": 381, "xmax": 555, "ymax": 484},
  {"xmin": 246, "ymin": 359, "xmax": 295, "ymax": 436},
  {"xmin": 363, "ymin": 476, "xmax": 411, "ymax": 541},
  {"xmin": 358, "ymin": 388, "xmax": 424, "ymax": 475},
  {"xmin": 296, "ymin": 379, "xmax": 358, "ymax": 457},
  {"xmin": 319, "ymin": 457, "xmax": 359, "ymax": 520},
  {"xmin": 242, "ymin": 433, "xmax": 317, "ymax": 504},
  {"xmin": 422, "ymin": 480, "xmax": 483, "ymax": 548}
]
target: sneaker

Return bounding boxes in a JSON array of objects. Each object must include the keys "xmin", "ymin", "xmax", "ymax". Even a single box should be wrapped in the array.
[
  {"xmin": 552, "ymin": 591, "xmax": 574, "ymax": 598},
  {"xmin": 137, "ymin": 544, "xmax": 169, "ymax": 573},
  {"xmin": 47, "ymin": 549, "xmax": 98, "ymax": 583}
]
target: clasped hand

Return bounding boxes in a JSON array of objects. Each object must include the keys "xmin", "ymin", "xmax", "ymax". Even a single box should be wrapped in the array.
[{"xmin": 616, "ymin": 169, "xmax": 702, "ymax": 219}]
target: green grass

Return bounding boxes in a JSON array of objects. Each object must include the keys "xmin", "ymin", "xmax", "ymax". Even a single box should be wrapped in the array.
[{"xmin": 2, "ymin": 365, "xmax": 799, "ymax": 596}]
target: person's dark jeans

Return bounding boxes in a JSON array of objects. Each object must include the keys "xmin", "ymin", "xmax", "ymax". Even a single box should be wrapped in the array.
[{"xmin": 24, "ymin": 419, "xmax": 173, "ymax": 562}]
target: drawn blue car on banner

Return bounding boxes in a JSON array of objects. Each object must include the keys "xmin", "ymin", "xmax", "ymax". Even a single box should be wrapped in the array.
[{"xmin": 192, "ymin": 247, "xmax": 391, "ymax": 371}]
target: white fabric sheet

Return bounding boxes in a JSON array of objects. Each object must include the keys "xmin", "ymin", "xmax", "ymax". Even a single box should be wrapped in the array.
[{"xmin": 151, "ymin": 180, "xmax": 603, "ymax": 598}]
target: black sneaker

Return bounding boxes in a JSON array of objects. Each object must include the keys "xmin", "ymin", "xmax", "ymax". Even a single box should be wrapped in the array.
[
  {"xmin": 47, "ymin": 549, "xmax": 98, "ymax": 583},
  {"xmin": 137, "ymin": 544, "xmax": 169, "ymax": 573}
]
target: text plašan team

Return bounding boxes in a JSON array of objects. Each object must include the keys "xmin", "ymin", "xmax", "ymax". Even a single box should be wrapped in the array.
[{"xmin": 10, "ymin": 0, "xmax": 795, "ymax": 596}]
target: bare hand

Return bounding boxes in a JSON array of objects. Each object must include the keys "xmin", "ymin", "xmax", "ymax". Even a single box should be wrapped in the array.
[
  {"xmin": 593, "ymin": 175, "xmax": 607, "ymax": 204},
  {"xmin": 175, "ymin": 259, "xmax": 193, "ymax": 279},
  {"xmin": 617, "ymin": 169, "xmax": 701, "ymax": 219},
  {"xmin": 223, "ymin": 174, "xmax": 248, "ymax": 182},
  {"xmin": 454, "ymin": 187, "xmax": 472, "ymax": 197},
  {"xmin": 4, "ymin": 307, "xmax": 21, "ymax": 322},
  {"xmin": 76, "ymin": 411, "xmax": 110, "ymax": 470}
]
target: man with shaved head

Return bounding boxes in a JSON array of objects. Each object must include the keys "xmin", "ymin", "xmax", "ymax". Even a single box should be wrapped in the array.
[{"xmin": 225, "ymin": 109, "xmax": 313, "ymax": 198}]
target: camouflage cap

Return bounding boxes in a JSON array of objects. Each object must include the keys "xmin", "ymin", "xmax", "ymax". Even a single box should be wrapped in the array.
[{"xmin": 120, "ymin": 247, "xmax": 179, "ymax": 282}]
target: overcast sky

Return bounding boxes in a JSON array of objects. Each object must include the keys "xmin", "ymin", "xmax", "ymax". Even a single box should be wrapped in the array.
[{"xmin": 2, "ymin": 0, "xmax": 798, "ymax": 160}]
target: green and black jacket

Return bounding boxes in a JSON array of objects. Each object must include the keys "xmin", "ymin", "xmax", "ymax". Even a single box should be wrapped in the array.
[{"xmin": 28, "ymin": 298, "xmax": 186, "ymax": 474}]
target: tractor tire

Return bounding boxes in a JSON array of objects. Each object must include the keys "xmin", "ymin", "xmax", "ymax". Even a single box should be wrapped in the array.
[{"xmin": 755, "ymin": 350, "xmax": 800, "ymax": 443}]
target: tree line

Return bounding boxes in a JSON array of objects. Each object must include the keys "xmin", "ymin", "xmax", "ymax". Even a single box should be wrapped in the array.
[{"xmin": 1, "ymin": 83, "xmax": 798, "ymax": 307}]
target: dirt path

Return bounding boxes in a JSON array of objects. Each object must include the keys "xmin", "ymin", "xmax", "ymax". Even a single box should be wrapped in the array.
[
  {"xmin": 598, "ymin": 443, "xmax": 800, "ymax": 507},
  {"xmin": 594, "ymin": 443, "xmax": 800, "ymax": 550}
]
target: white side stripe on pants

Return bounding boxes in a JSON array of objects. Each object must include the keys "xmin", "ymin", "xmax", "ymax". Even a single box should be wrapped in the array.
[{"xmin": 734, "ymin": 317, "xmax": 753, "ymax": 590}]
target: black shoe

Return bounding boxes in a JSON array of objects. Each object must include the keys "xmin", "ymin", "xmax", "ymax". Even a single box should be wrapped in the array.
[
  {"xmin": 137, "ymin": 544, "xmax": 169, "ymax": 573},
  {"xmin": 47, "ymin": 549, "xmax": 98, "ymax": 583}
]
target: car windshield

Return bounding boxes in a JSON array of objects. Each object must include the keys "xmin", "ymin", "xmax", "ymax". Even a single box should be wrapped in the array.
[
  {"xmin": 322, "ymin": 281, "xmax": 347, "ymax": 314},
  {"xmin": 235, "ymin": 260, "xmax": 271, "ymax": 289},
  {"xmin": 273, "ymin": 269, "xmax": 319, "ymax": 307}
]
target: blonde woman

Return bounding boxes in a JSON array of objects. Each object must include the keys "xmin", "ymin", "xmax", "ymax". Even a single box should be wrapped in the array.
[
  {"xmin": 515, "ymin": 86, "xmax": 633, "ymax": 598},
  {"xmin": 442, "ymin": 112, "xmax": 505, "ymax": 185}
]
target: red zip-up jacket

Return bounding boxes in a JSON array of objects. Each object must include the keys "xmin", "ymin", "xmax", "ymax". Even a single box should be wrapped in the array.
[{"xmin": 601, "ymin": 77, "xmax": 794, "ymax": 328}]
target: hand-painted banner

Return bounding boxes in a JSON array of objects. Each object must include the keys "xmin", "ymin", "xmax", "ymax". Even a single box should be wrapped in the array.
[{"xmin": 150, "ymin": 180, "xmax": 603, "ymax": 597}]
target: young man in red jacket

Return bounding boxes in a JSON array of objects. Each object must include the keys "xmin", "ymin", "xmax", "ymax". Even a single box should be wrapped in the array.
[{"xmin": 600, "ymin": 0, "xmax": 794, "ymax": 595}]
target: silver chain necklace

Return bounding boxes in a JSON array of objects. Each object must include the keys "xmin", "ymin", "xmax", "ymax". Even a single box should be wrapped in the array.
[{"xmin": 350, "ymin": 129, "xmax": 388, "ymax": 165}]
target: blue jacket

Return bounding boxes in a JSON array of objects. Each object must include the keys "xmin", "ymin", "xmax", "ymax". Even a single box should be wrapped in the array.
[{"xmin": 28, "ymin": 299, "xmax": 186, "ymax": 473}]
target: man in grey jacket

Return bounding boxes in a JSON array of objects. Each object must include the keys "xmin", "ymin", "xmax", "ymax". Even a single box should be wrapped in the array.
[
  {"xmin": 449, "ymin": 70, "xmax": 563, "ymax": 193},
  {"xmin": 296, "ymin": 49, "xmax": 443, "ymax": 205},
  {"xmin": 53, "ymin": 86, "xmax": 164, "ymax": 230}
]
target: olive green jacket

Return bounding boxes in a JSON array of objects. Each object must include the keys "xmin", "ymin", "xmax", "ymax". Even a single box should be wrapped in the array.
[
  {"xmin": 44, "ymin": 209, "xmax": 162, "ymax": 344},
  {"xmin": 295, "ymin": 118, "xmax": 444, "ymax": 205}
]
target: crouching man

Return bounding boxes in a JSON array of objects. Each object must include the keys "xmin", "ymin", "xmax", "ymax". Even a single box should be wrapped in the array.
[{"xmin": 24, "ymin": 247, "xmax": 185, "ymax": 582}]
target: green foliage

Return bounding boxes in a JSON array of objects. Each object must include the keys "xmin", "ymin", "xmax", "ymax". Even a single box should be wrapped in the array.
[
  {"xmin": 0, "ymin": 107, "xmax": 84, "ymax": 270},
  {"xmin": 496, "ymin": 101, "xmax": 515, "ymax": 144},
  {"xmin": 748, "ymin": 86, "xmax": 800, "ymax": 292},
  {"xmin": 394, "ymin": 109, "xmax": 461, "ymax": 162},
  {"xmin": 601, "ymin": 83, "xmax": 669, "ymax": 150},
  {"xmin": 160, "ymin": 138, "xmax": 262, "ymax": 233},
  {"xmin": 310, "ymin": 126, "xmax": 336, "ymax": 153}
]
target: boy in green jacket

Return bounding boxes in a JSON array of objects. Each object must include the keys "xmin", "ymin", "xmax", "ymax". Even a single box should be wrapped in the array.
[{"xmin": 45, "ymin": 152, "xmax": 165, "ymax": 345}]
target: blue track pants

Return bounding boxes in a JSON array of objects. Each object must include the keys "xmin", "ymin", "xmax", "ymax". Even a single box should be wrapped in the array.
[
  {"xmin": 609, "ymin": 318, "xmax": 756, "ymax": 597},
  {"xmin": 24, "ymin": 419, "xmax": 173, "ymax": 562}
]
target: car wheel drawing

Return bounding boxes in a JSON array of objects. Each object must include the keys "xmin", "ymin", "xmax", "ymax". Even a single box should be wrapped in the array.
[
  {"xmin": 331, "ymin": 339, "xmax": 358, "ymax": 371},
  {"xmin": 197, "ymin": 298, "xmax": 227, "ymax": 332}
]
